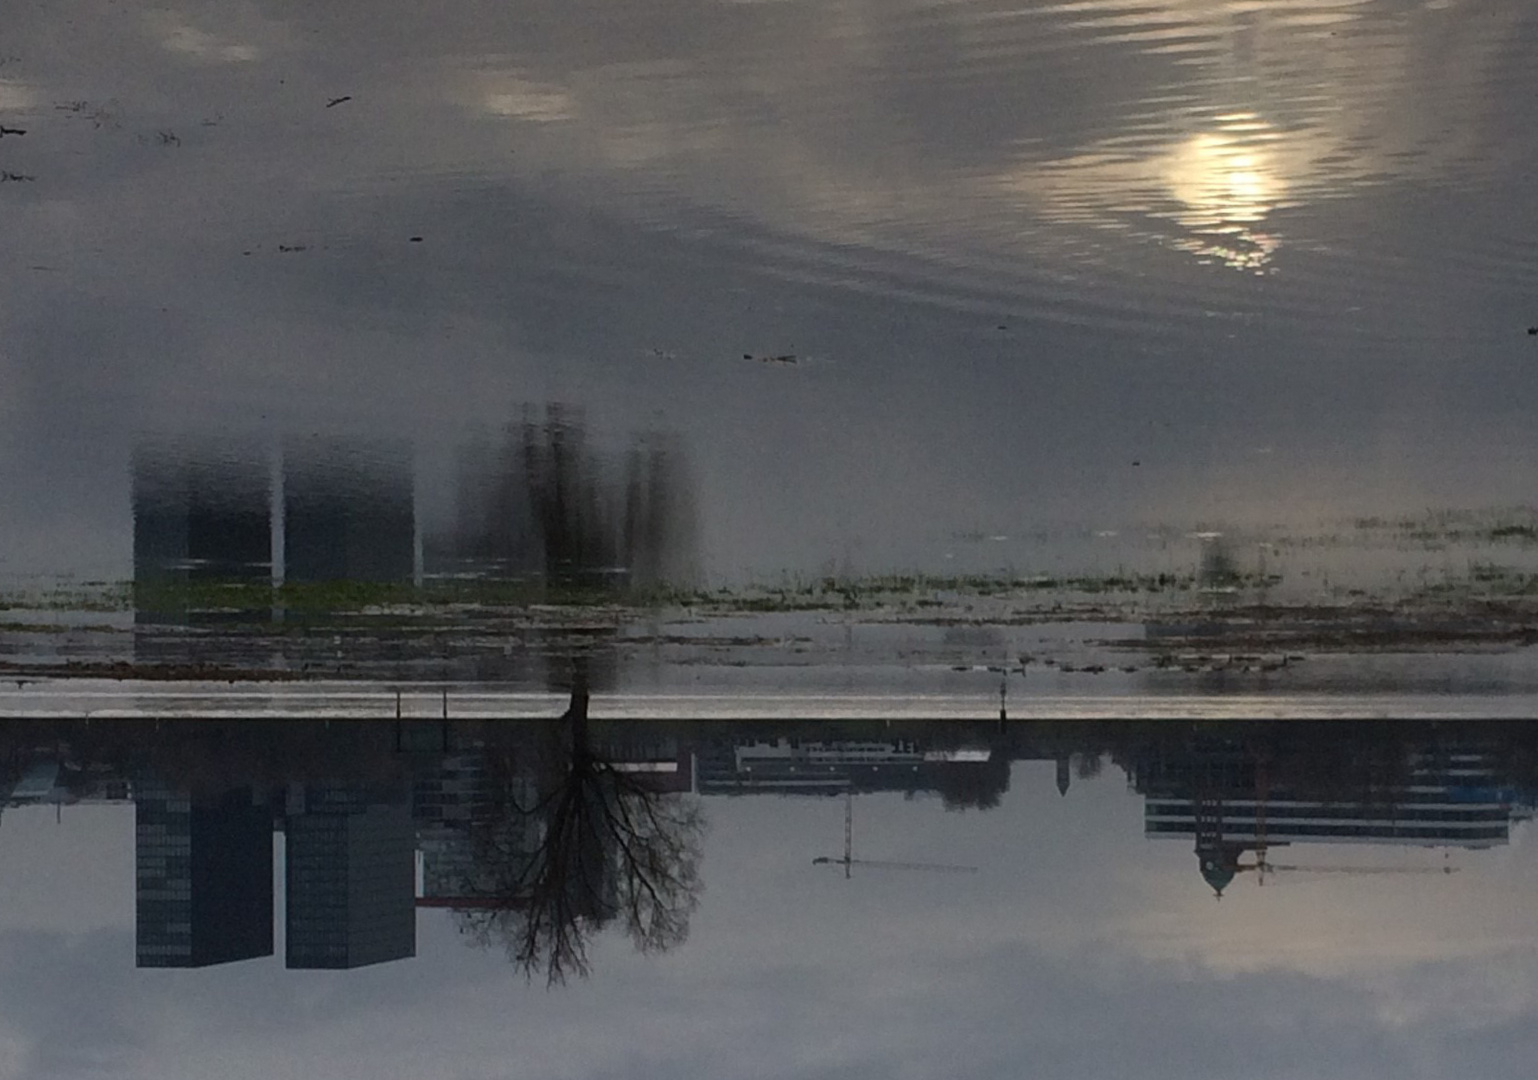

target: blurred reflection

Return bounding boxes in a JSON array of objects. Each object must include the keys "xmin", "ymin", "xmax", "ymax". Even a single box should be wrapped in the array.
[
  {"xmin": 429, "ymin": 405, "xmax": 700, "ymax": 593},
  {"xmin": 282, "ymin": 437, "xmax": 416, "ymax": 586},
  {"xmin": 131, "ymin": 437, "xmax": 272, "ymax": 589},
  {"xmin": 122, "ymin": 412, "xmax": 700, "ymax": 682}
]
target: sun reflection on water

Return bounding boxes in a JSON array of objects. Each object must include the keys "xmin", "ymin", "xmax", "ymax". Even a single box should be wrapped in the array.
[
  {"xmin": 1162, "ymin": 112, "xmax": 1287, "ymax": 271},
  {"xmin": 1005, "ymin": 109, "xmax": 1293, "ymax": 274}
]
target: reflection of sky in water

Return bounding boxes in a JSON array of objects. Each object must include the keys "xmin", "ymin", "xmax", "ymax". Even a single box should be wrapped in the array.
[
  {"xmin": 1022, "ymin": 110, "xmax": 1290, "ymax": 270},
  {"xmin": 0, "ymin": 0, "xmax": 1536, "ymax": 583}
]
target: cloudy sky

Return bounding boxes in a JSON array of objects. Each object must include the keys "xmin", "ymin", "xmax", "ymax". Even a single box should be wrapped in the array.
[
  {"xmin": 0, "ymin": 764, "xmax": 1536, "ymax": 1078},
  {"xmin": 1, "ymin": 0, "xmax": 1536, "ymax": 584}
]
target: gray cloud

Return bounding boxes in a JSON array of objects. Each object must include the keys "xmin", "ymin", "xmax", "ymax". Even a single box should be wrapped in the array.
[{"xmin": 1, "ymin": 776, "xmax": 1535, "ymax": 1078}]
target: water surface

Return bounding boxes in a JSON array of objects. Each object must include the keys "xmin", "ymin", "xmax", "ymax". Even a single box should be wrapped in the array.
[{"xmin": 3, "ymin": 0, "xmax": 1538, "ymax": 588}]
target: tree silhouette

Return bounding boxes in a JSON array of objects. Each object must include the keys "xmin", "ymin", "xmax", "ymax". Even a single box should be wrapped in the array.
[
  {"xmin": 934, "ymin": 755, "xmax": 1011, "ymax": 811},
  {"xmin": 455, "ymin": 674, "xmax": 705, "ymax": 984}
]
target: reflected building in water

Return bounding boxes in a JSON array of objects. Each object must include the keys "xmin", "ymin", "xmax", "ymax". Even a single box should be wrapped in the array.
[
  {"xmin": 121, "ymin": 421, "xmax": 698, "ymax": 684},
  {"xmin": 131, "ymin": 439, "xmax": 272, "ymax": 589},
  {"xmin": 131, "ymin": 438, "xmax": 272, "ymax": 648},
  {"xmin": 130, "ymin": 434, "xmax": 419, "ymax": 594},
  {"xmin": 135, "ymin": 783, "xmax": 274, "ymax": 968},
  {"xmin": 129, "ymin": 435, "xmax": 419, "ymax": 667},
  {"xmin": 282, "ymin": 438, "xmax": 416, "ymax": 585}
]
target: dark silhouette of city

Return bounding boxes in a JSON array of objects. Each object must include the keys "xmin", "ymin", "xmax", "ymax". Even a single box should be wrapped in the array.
[{"xmin": 1, "ymin": 715, "xmax": 1534, "ymax": 979}]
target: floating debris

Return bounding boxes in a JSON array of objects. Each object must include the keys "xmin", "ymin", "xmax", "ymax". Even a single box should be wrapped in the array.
[
  {"xmin": 55, "ymin": 100, "xmax": 117, "ymax": 129},
  {"xmin": 326, "ymin": 95, "xmax": 353, "ymax": 108},
  {"xmin": 0, "ymin": 125, "xmax": 25, "ymax": 138},
  {"xmin": 0, "ymin": 171, "xmax": 34, "ymax": 182},
  {"xmin": 746, "ymin": 353, "xmax": 797, "ymax": 364},
  {"xmin": 409, "ymin": 236, "xmax": 423, "ymax": 242},
  {"xmin": 1528, "ymin": 326, "xmax": 1538, "ymax": 336},
  {"xmin": 276, "ymin": 244, "xmax": 307, "ymax": 253}
]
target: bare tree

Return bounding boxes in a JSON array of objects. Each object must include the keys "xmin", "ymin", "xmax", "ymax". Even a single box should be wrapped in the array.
[{"xmin": 455, "ymin": 679, "xmax": 705, "ymax": 985}]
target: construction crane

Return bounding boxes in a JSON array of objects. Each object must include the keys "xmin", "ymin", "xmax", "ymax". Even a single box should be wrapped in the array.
[
  {"xmin": 1239, "ymin": 752, "xmax": 1459, "ymax": 885},
  {"xmin": 1240, "ymin": 856, "xmax": 1458, "ymax": 884},
  {"xmin": 813, "ymin": 787, "xmax": 979, "ymax": 878}
]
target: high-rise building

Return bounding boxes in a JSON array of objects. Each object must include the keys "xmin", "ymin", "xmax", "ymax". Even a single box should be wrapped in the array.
[
  {"xmin": 1130, "ymin": 734, "xmax": 1516, "ymax": 894},
  {"xmin": 412, "ymin": 748, "xmax": 554, "ymax": 909},
  {"xmin": 282, "ymin": 438, "xmax": 415, "ymax": 584},
  {"xmin": 135, "ymin": 784, "xmax": 274, "ymax": 968},
  {"xmin": 286, "ymin": 787, "xmax": 416, "ymax": 969},
  {"xmin": 415, "ymin": 751, "xmax": 503, "ymax": 901}
]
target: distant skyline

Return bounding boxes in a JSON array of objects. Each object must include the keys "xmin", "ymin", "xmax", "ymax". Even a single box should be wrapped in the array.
[
  {"xmin": 1, "ymin": 718, "xmax": 1530, "ymax": 977},
  {"xmin": 0, "ymin": 737, "xmax": 1535, "ymax": 1079},
  {"xmin": 3, "ymin": 0, "xmax": 1538, "ymax": 1070}
]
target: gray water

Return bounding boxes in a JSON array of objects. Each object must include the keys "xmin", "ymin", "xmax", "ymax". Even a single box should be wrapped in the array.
[{"xmin": 3, "ymin": 0, "xmax": 1538, "ymax": 587}]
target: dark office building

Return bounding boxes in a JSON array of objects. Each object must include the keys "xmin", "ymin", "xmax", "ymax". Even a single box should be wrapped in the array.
[
  {"xmin": 416, "ymin": 755, "xmax": 547, "ymax": 903},
  {"xmin": 132, "ymin": 437, "xmax": 272, "ymax": 586},
  {"xmin": 1130, "ymin": 732, "xmax": 1515, "ymax": 894},
  {"xmin": 695, "ymin": 738, "xmax": 993, "ymax": 800},
  {"xmin": 135, "ymin": 784, "xmax": 274, "ymax": 968},
  {"xmin": 282, "ymin": 438, "xmax": 415, "ymax": 584},
  {"xmin": 286, "ymin": 787, "xmax": 416, "ymax": 969}
]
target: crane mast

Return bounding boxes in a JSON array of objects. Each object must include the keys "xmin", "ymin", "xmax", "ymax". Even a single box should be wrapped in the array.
[{"xmin": 813, "ymin": 787, "xmax": 978, "ymax": 876}]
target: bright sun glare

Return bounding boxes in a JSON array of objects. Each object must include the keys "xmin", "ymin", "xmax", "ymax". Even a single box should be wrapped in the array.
[{"xmin": 1163, "ymin": 113, "xmax": 1286, "ymax": 271}]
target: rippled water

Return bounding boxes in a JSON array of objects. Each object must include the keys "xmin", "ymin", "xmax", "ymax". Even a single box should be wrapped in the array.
[{"xmin": 3, "ymin": 0, "xmax": 1538, "ymax": 588}]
